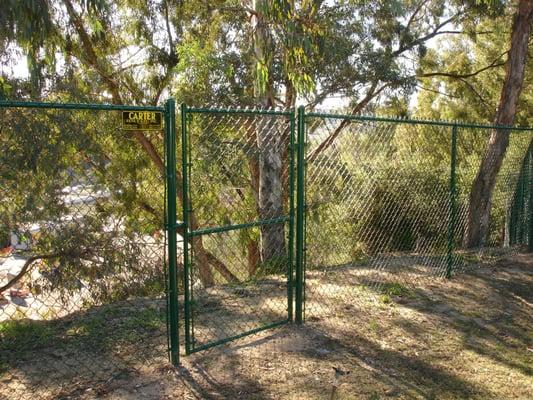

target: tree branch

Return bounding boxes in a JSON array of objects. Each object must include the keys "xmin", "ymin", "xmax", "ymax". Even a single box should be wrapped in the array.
[
  {"xmin": 217, "ymin": 5, "xmax": 259, "ymax": 17},
  {"xmin": 415, "ymin": 83, "xmax": 461, "ymax": 99},
  {"xmin": 62, "ymin": 0, "xmax": 123, "ymax": 104},
  {"xmin": 306, "ymin": 80, "xmax": 392, "ymax": 162},
  {"xmin": 394, "ymin": 11, "xmax": 464, "ymax": 57},
  {"xmin": 62, "ymin": 0, "xmax": 166, "ymax": 173},
  {"xmin": 404, "ymin": 0, "xmax": 431, "ymax": 36},
  {"xmin": 0, "ymin": 253, "xmax": 62, "ymax": 294},
  {"xmin": 457, "ymin": 77, "xmax": 494, "ymax": 113},
  {"xmin": 417, "ymin": 50, "xmax": 508, "ymax": 79},
  {"xmin": 305, "ymin": 83, "xmax": 347, "ymax": 109}
]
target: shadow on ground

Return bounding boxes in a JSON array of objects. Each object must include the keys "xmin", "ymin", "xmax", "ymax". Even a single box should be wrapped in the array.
[
  {"xmin": 2, "ymin": 254, "xmax": 531, "ymax": 399},
  {"xmin": 176, "ymin": 253, "xmax": 532, "ymax": 400}
]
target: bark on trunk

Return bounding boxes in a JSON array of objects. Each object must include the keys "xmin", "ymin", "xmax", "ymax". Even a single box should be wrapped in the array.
[
  {"xmin": 258, "ymin": 115, "xmax": 286, "ymax": 262},
  {"xmin": 463, "ymin": 0, "xmax": 533, "ymax": 248},
  {"xmin": 245, "ymin": 118, "xmax": 262, "ymax": 276},
  {"xmin": 253, "ymin": 0, "xmax": 287, "ymax": 266},
  {"xmin": 247, "ymin": 240, "xmax": 261, "ymax": 276}
]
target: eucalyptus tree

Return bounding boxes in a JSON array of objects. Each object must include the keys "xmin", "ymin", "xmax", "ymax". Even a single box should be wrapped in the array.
[
  {"xmin": 234, "ymin": 0, "xmax": 481, "ymax": 269},
  {"xmin": 0, "ymin": 0, "xmax": 240, "ymax": 289},
  {"xmin": 2, "ymin": 0, "xmax": 522, "ymax": 290},
  {"xmin": 464, "ymin": 0, "xmax": 533, "ymax": 247}
]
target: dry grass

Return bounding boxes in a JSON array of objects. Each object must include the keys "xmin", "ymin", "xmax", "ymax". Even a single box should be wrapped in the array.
[{"xmin": 1, "ymin": 254, "xmax": 532, "ymax": 399}]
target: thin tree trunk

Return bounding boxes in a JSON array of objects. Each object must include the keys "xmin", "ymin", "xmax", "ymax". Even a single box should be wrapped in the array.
[
  {"xmin": 0, "ymin": 253, "xmax": 61, "ymax": 294},
  {"xmin": 463, "ymin": 0, "xmax": 533, "ymax": 248},
  {"xmin": 247, "ymin": 240, "xmax": 261, "ymax": 276},
  {"xmin": 64, "ymin": 0, "xmax": 231, "ymax": 286},
  {"xmin": 281, "ymin": 80, "xmax": 295, "ymax": 208}
]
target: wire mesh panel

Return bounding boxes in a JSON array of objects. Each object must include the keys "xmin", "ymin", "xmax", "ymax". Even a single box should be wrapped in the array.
[
  {"xmin": 507, "ymin": 143, "xmax": 533, "ymax": 248},
  {"xmin": 182, "ymin": 107, "xmax": 294, "ymax": 352},
  {"xmin": 302, "ymin": 114, "xmax": 454, "ymax": 326},
  {"xmin": 302, "ymin": 112, "xmax": 533, "ymax": 334},
  {"xmin": 0, "ymin": 104, "xmax": 169, "ymax": 399},
  {"xmin": 454, "ymin": 127, "xmax": 533, "ymax": 260}
]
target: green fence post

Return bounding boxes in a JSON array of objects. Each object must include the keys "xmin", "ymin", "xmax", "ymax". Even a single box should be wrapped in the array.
[
  {"xmin": 181, "ymin": 103, "xmax": 192, "ymax": 354},
  {"xmin": 287, "ymin": 112, "xmax": 296, "ymax": 321},
  {"xmin": 518, "ymin": 164, "xmax": 526, "ymax": 244},
  {"xmin": 165, "ymin": 98, "xmax": 179, "ymax": 365},
  {"xmin": 509, "ymin": 186, "xmax": 517, "ymax": 246},
  {"xmin": 295, "ymin": 105, "xmax": 306, "ymax": 323},
  {"xmin": 446, "ymin": 124, "xmax": 458, "ymax": 279}
]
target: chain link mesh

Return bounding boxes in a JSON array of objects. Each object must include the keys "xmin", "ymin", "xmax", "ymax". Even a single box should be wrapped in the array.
[
  {"xmin": 182, "ymin": 109, "xmax": 294, "ymax": 352},
  {"xmin": 506, "ymin": 142, "xmax": 533, "ymax": 247},
  {"xmin": 0, "ymin": 106, "xmax": 169, "ymax": 399},
  {"xmin": 2, "ymin": 103, "xmax": 532, "ymax": 392},
  {"xmin": 302, "ymin": 114, "xmax": 533, "ymax": 336}
]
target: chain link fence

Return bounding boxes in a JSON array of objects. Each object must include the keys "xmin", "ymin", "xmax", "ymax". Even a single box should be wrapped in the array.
[
  {"xmin": 1, "ymin": 101, "xmax": 532, "ymax": 396},
  {"xmin": 180, "ymin": 107, "xmax": 294, "ymax": 353},
  {"xmin": 302, "ymin": 112, "xmax": 533, "ymax": 335},
  {"xmin": 0, "ymin": 103, "xmax": 169, "ymax": 399}
]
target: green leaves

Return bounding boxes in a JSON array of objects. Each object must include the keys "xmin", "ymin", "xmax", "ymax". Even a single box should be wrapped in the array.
[{"xmin": 0, "ymin": 77, "xmax": 11, "ymax": 100}]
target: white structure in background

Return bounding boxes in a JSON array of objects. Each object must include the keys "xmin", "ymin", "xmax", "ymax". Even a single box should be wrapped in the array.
[
  {"xmin": 1, "ymin": 183, "xmax": 181, "ymax": 321},
  {"xmin": 7, "ymin": 184, "xmax": 111, "ymax": 249}
]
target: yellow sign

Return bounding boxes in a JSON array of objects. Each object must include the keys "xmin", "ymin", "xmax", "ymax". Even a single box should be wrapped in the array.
[{"xmin": 122, "ymin": 111, "xmax": 162, "ymax": 130}]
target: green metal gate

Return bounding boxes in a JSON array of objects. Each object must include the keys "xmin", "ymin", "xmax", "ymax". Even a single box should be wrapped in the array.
[{"xmin": 179, "ymin": 105, "xmax": 296, "ymax": 354}]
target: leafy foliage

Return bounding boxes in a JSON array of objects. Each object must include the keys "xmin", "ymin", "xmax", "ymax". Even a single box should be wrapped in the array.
[{"xmin": 0, "ymin": 0, "xmax": 530, "ymax": 297}]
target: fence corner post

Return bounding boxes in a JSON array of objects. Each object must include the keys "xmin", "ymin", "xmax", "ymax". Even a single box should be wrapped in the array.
[
  {"xmin": 295, "ymin": 105, "xmax": 306, "ymax": 323},
  {"xmin": 446, "ymin": 124, "xmax": 458, "ymax": 279},
  {"xmin": 165, "ymin": 98, "xmax": 180, "ymax": 365}
]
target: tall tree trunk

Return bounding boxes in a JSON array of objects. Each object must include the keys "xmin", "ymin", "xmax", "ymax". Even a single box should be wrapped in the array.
[
  {"xmin": 252, "ymin": 0, "xmax": 287, "ymax": 266},
  {"xmin": 258, "ymin": 115, "xmax": 286, "ymax": 263},
  {"xmin": 463, "ymin": 0, "xmax": 533, "ymax": 248},
  {"xmin": 245, "ymin": 118, "xmax": 261, "ymax": 276}
]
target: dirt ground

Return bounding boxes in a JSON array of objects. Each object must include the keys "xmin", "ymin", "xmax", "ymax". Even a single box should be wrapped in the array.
[{"xmin": 1, "ymin": 254, "xmax": 532, "ymax": 399}]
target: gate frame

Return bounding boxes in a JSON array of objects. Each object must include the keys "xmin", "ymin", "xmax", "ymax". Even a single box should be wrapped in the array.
[
  {"xmin": 164, "ymin": 98, "xmax": 180, "ymax": 365},
  {"xmin": 179, "ymin": 104, "xmax": 297, "ymax": 355}
]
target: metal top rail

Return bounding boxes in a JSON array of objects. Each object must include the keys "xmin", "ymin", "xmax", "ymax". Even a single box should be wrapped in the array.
[
  {"xmin": 186, "ymin": 106, "xmax": 293, "ymax": 116},
  {"xmin": 2, "ymin": 100, "xmax": 532, "ymax": 132},
  {"xmin": 0, "ymin": 100, "xmax": 165, "ymax": 112},
  {"xmin": 306, "ymin": 111, "xmax": 533, "ymax": 132}
]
